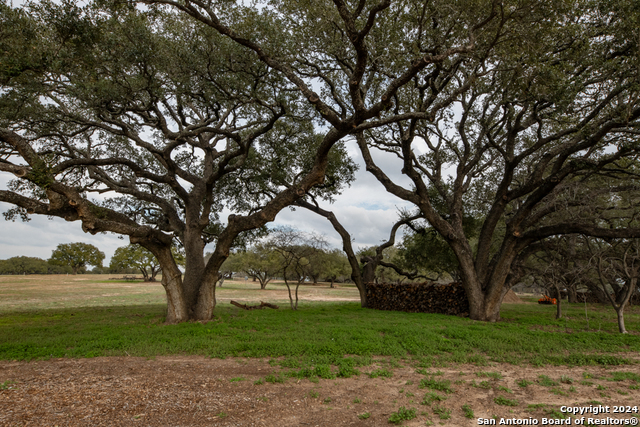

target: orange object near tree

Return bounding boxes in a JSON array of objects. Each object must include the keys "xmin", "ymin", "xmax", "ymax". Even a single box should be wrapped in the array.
[{"xmin": 538, "ymin": 295, "xmax": 557, "ymax": 305}]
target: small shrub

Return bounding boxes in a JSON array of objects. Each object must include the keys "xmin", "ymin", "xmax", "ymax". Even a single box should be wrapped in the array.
[
  {"xmin": 432, "ymin": 404, "xmax": 451, "ymax": 420},
  {"xmin": 358, "ymin": 412, "xmax": 371, "ymax": 420},
  {"xmin": 323, "ymin": 397, "xmax": 332, "ymax": 404},
  {"xmin": 537, "ymin": 375, "xmax": 559, "ymax": 387},
  {"xmin": 560, "ymin": 375, "xmax": 573, "ymax": 384},
  {"xmin": 462, "ymin": 404, "xmax": 475, "ymax": 419},
  {"xmin": 253, "ymin": 378, "xmax": 265, "ymax": 385},
  {"xmin": 265, "ymin": 373, "xmax": 286, "ymax": 384},
  {"xmin": 388, "ymin": 406, "xmax": 417, "ymax": 424},
  {"xmin": 313, "ymin": 364, "xmax": 336, "ymax": 379},
  {"xmin": 477, "ymin": 380, "xmax": 492, "ymax": 389},
  {"xmin": 352, "ymin": 397, "xmax": 361, "ymax": 403},
  {"xmin": 308, "ymin": 391, "xmax": 319, "ymax": 398},
  {"xmin": 498, "ymin": 386, "xmax": 513, "ymax": 394}
]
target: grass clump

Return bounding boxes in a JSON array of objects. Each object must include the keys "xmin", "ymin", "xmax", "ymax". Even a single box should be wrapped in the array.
[
  {"xmin": 388, "ymin": 406, "xmax": 416, "ymax": 424},
  {"xmin": 368, "ymin": 368, "xmax": 393, "ymax": 379},
  {"xmin": 495, "ymin": 396, "xmax": 519, "ymax": 406},
  {"xmin": 358, "ymin": 412, "xmax": 371, "ymax": 420},
  {"xmin": 462, "ymin": 404, "xmax": 474, "ymax": 419},
  {"xmin": 610, "ymin": 372, "xmax": 640, "ymax": 382},
  {"xmin": 537, "ymin": 375, "xmax": 559, "ymax": 387},
  {"xmin": 432, "ymin": 404, "xmax": 451, "ymax": 420},
  {"xmin": 560, "ymin": 375, "xmax": 574, "ymax": 384},
  {"xmin": 476, "ymin": 371, "xmax": 502, "ymax": 380},
  {"xmin": 517, "ymin": 379, "xmax": 534, "ymax": 388},
  {"xmin": 421, "ymin": 391, "xmax": 447, "ymax": 405},
  {"xmin": 419, "ymin": 377, "xmax": 454, "ymax": 393},
  {"xmin": 265, "ymin": 373, "xmax": 286, "ymax": 384}
]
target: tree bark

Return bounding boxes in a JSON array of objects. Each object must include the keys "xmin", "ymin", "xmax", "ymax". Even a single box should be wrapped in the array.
[
  {"xmin": 616, "ymin": 308, "xmax": 627, "ymax": 334},
  {"xmin": 553, "ymin": 282, "xmax": 562, "ymax": 320}
]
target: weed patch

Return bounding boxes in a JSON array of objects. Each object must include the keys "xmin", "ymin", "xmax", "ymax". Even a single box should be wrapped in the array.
[
  {"xmin": 495, "ymin": 396, "xmax": 519, "ymax": 406},
  {"xmin": 462, "ymin": 404, "xmax": 474, "ymax": 419},
  {"xmin": 388, "ymin": 406, "xmax": 417, "ymax": 424},
  {"xmin": 419, "ymin": 377, "xmax": 453, "ymax": 393}
]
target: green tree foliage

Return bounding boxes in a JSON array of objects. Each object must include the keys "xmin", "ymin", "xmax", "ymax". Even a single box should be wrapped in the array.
[
  {"xmin": 307, "ymin": 248, "xmax": 350, "ymax": 287},
  {"xmin": 234, "ymin": 245, "xmax": 282, "ymax": 290},
  {"xmin": 0, "ymin": 256, "xmax": 69, "ymax": 274},
  {"xmin": 110, "ymin": 245, "xmax": 161, "ymax": 281},
  {"xmin": 48, "ymin": 242, "xmax": 104, "ymax": 274}
]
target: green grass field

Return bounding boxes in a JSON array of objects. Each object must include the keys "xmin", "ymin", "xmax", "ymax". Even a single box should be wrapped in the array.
[{"xmin": 1, "ymin": 275, "xmax": 639, "ymax": 369}]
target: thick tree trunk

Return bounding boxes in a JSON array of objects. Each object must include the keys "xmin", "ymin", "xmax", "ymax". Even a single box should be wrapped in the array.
[
  {"xmin": 567, "ymin": 286, "xmax": 578, "ymax": 303},
  {"xmin": 161, "ymin": 268, "xmax": 188, "ymax": 323},
  {"xmin": 456, "ymin": 249, "xmax": 502, "ymax": 321},
  {"xmin": 362, "ymin": 259, "xmax": 376, "ymax": 284}
]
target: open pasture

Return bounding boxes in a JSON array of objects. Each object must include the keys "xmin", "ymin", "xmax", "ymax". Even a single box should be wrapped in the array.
[{"xmin": 1, "ymin": 275, "xmax": 640, "ymax": 426}]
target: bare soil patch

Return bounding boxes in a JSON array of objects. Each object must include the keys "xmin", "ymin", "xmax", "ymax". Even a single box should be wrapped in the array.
[{"xmin": 1, "ymin": 356, "xmax": 639, "ymax": 426}]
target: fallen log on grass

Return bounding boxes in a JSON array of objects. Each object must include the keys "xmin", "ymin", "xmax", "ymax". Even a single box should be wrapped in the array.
[{"xmin": 230, "ymin": 300, "xmax": 279, "ymax": 310}]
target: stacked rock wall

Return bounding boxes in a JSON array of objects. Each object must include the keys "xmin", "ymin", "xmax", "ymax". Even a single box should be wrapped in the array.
[{"xmin": 365, "ymin": 282, "xmax": 469, "ymax": 316}]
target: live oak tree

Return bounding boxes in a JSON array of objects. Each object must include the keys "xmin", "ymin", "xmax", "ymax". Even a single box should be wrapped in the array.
[
  {"xmin": 350, "ymin": 0, "xmax": 640, "ymax": 320},
  {"xmin": 233, "ymin": 245, "xmax": 282, "ymax": 289},
  {"xmin": 49, "ymin": 242, "xmax": 105, "ymax": 274},
  {"xmin": 0, "ymin": 1, "xmax": 354, "ymax": 322}
]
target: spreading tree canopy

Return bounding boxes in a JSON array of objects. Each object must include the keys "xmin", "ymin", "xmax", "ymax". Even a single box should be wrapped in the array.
[
  {"xmin": 49, "ymin": 242, "xmax": 105, "ymax": 274},
  {"xmin": 5, "ymin": 0, "xmax": 639, "ymax": 322}
]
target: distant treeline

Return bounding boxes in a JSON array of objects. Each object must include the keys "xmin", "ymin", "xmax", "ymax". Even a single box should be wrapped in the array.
[{"xmin": 0, "ymin": 256, "xmax": 135, "ymax": 275}]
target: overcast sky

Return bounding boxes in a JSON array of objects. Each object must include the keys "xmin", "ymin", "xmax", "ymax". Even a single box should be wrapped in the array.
[{"xmin": 0, "ymin": 140, "xmax": 417, "ymax": 263}]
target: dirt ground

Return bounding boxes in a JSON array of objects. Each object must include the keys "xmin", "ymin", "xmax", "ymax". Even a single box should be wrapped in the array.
[{"xmin": 2, "ymin": 356, "xmax": 640, "ymax": 426}]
